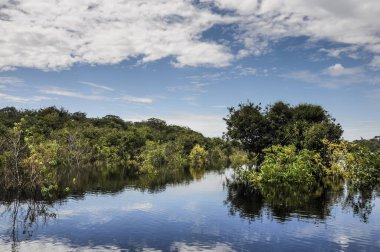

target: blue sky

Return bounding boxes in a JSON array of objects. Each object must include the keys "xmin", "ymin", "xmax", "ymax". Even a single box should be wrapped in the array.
[{"xmin": 1, "ymin": 0, "xmax": 380, "ymax": 140}]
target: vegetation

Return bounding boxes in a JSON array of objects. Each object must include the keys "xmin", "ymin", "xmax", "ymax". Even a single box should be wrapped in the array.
[
  {"xmin": 0, "ymin": 102, "xmax": 379, "ymax": 200},
  {"xmin": 225, "ymin": 101, "xmax": 380, "ymax": 189},
  {"xmin": 0, "ymin": 106, "xmax": 228, "ymax": 199}
]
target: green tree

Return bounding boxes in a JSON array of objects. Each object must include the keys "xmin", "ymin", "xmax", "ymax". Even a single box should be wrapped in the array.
[{"xmin": 224, "ymin": 102, "xmax": 270, "ymax": 154}]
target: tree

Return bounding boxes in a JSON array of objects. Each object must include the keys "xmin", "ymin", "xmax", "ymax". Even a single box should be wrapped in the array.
[
  {"xmin": 292, "ymin": 104, "xmax": 328, "ymax": 123},
  {"xmin": 224, "ymin": 102, "xmax": 270, "ymax": 154},
  {"xmin": 266, "ymin": 101, "xmax": 293, "ymax": 145},
  {"xmin": 224, "ymin": 101, "xmax": 343, "ymax": 159}
]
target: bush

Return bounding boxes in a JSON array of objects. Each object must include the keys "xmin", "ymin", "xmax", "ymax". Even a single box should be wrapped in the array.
[
  {"xmin": 346, "ymin": 146, "xmax": 380, "ymax": 188},
  {"xmin": 189, "ymin": 144, "xmax": 207, "ymax": 169},
  {"xmin": 229, "ymin": 150, "xmax": 251, "ymax": 169},
  {"xmin": 256, "ymin": 145, "xmax": 323, "ymax": 185}
]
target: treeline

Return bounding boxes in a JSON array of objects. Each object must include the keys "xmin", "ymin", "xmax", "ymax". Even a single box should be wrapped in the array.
[
  {"xmin": 0, "ymin": 106, "xmax": 229, "ymax": 198},
  {"xmin": 1, "ymin": 102, "xmax": 379, "ymax": 199},
  {"xmin": 224, "ymin": 101, "xmax": 380, "ymax": 188}
]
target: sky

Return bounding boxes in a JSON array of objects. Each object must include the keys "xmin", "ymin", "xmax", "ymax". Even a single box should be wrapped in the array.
[{"xmin": 0, "ymin": 0, "xmax": 380, "ymax": 140}]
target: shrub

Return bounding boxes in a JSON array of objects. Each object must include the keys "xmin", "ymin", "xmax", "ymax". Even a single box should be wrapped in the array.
[
  {"xmin": 229, "ymin": 150, "xmax": 251, "ymax": 169},
  {"xmin": 346, "ymin": 146, "xmax": 380, "ymax": 188},
  {"xmin": 258, "ymin": 145, "xmax": 323, "ymax": 185},
  {"xmin": 189, "ymin": 144, "xmax": 207, "ymax": 169}
]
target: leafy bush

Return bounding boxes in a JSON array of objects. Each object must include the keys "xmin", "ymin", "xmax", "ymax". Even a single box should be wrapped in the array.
[
  {"xmin": 189, "ymin": 144, "xmax": 208, "ymax": 169},
  {"xmin": 137, "ymin": 141, "xmax": 167, "ymax": 174},
  {"xmin": 322, "ymin": 139, "xmax": 350, "ymax": 177},
  {"xmin": 346, "ymin": 146, "xmax": 380, "ymax": 188},
  {"xmin": 253, "ymin": 145, "xmax": 323, "ymax": 185},
  {"xmin": 229, "ymin": 149, "xmax": 251, "ymax": 169}
]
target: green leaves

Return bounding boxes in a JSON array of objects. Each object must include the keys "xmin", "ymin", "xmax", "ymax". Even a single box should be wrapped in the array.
[
  {"xmin": 224, "ymin": 101, "xmax": 343, "ymax": 162},
  {"xmin": 259, "ymin": 145, "xmax": 323, "ymax": 185},
  {"xmin": 346, "ymin": 146, "xmax": 380, "ymax": 188}
]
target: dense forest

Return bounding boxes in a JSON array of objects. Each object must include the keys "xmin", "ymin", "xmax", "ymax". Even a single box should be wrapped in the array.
[
  {"xmin": 0, "ymin": 102, "xmax": 379, "ymax": 200},
  {"xmin": 0, "ymin": 106, "xmax": 230, "ymax": 199},
  {"xmin": 224, "ymin": 101, "xmax": 380, "ymax": 189}
]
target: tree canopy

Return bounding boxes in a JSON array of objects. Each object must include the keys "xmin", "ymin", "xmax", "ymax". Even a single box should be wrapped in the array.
[{"xmin": 224, "ymin": 101, "xmax": 343, "ymax": 157}]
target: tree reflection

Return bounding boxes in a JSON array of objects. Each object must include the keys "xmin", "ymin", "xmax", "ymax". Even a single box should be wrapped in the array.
[
  {"xmin": 0, "ymin": 195, "xmax": 57, "ymax": 252},
  {"xmin": 224, "ymin": 178, "xmax": 378, "ymax": 223},
  {"xmin": 342, "ymin": 185, "xmax": 378, "ymax": 223}
]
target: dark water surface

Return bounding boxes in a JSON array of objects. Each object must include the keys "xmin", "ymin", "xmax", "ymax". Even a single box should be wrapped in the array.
[{"xmin": 1, "ymin": 169, "xmax": 380, "ymax": 251}]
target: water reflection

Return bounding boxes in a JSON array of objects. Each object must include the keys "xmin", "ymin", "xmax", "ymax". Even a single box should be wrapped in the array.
[
  {"xmin": 342, "ymin": 186, "xmax": 377, "ymax": 223},
  {"xmin": 224, "ymin": 176, "xmax": 378, "ymax": 223},
  {"xmin": 0, "ymin": 198, "xmax": 57, "ymax": 252},
  {"xmin": 0, "ymin": 168, "xmax": 379, "ymax": 251}
]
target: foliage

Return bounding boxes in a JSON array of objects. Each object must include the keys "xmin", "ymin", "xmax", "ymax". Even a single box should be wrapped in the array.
[
  {"xmin": 207, "ymin": 146, "xmax": 228, "ymax": 169},
  {"xmin": 224, "ymin": 101, "xmax": 343, "ymax": 162},
  {"xmin": 352, "ymin": 136, "xmax": 380, "ymax": 152},
  {"xmin": 237, "ymin": 145, "xmax": 324, "ymax": 186},
  {"xmin": 23, "ymin": 136, "xmax": 60, "ymax": 194},
  {"xmin": 0, "ymin": 107, "xmax": 226, "ymax": 198},
  {"xmin": 321, "ymin": 139, "xmax": 350, "ymax": 177},
  {"xmin": 259, "ymin": 145, "xmax": 324, "ymax": 184},
  {"xmin": 189, "ymin": 144, "xmax": 208, "ymax": 169},
  {"xmin": 137, "ymin": 140, "xmax": 186, "ymax": 174},
  {"xmin": 229, "ymin": 149, "xmax": 252, "ymax": 169},
  {"xmin": 346, "ymin": 146, "xmax": 380, "ymax": 188},
  {"xmin": 224, "ymin": 102, "xmax": 270, "ymax": 154}
]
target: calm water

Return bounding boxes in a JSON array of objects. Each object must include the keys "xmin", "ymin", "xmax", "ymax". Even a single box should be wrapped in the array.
[{"xmin": 1, "ymin": 169, "xmax": 380, "ymax": 251}]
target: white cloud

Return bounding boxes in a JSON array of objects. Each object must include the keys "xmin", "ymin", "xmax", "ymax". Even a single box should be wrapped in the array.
[
  {"xmin": 79, "ymin": 81, "xmax": 114, "ymax": 91},
  {"xmin": 118, "ymin": 95, "xmax": 153, "ymax": 104},
  {"xmin": 213, "ymin": 0, "xmax": 380, "ymax": 64},
  {"xmin": 370, "ymin": 56, "xmax": 380, "ymax": 69},
  {"xmin": 167, "ymin": 83, "xmax": 209, "ymax": 93},
  {"xmin": 0, "ymin": 76, "xmax": 24, "ymax": 85},
  {"xmin": 234, "ymin": 65, "xmax": 257, "ymax": 76},
  {"xmin": 284, "ymin": 65, "xmax": 379, "ymax": 89},
  {"xmin": 319, "ymin": 46, "xmax": 360, "ymax": 59},
  {"xmin": 41, "ymin": 86, "xmax": 105, "ymax": 101},
  {"xmin": 41, "ymin": 86, "xmax": 153, "ymax": 104},
  {"xmin": 325, "ymin": 64, "xmax": 362, "ymax": 77},
  {"xmin": 0, "ymin": 92, "xmax": 50, "ymax": 103},
  {"xmin": 2, "ymin": 1, "xmax": 380, "ymax": 71},
  {"xmin": 0, "ymin": 0, "xmax": 234, "ymax": 71}
]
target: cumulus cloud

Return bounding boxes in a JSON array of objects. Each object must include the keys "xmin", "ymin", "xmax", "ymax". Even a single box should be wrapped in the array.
[
  {"xmin": 319, "ymin": 46, "xmax": 360, "ymax": 59},
  {"xmin": 213, "ymin": 0, "xmax": 380, "ymax": 63},
  {"xmin": 325, "ymin": 64, "xmax": 362, "ymax": 76},
  {"xmin": 0, "ymin": 0, "xmax": 234, "ymax": 71},
  {"xmin": 1, "ymin": 1, "xmax": 380, "ymax": 71}
]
